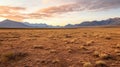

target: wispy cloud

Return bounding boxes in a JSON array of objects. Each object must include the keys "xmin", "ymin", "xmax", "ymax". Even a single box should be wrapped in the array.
[
  {"xmin": 27, "ymin": 0, "xmax": 120, "ymax": 19},
  {"xmin": 37, "ymin": 0, "xmax": 120, "ymax": 14},
  {"xmin": 0, "ymin": 6, "xmax": 25, "ymax": 14},
  {"xmin": 0, "ymin": 6, "xmax": 26, "ymax": 21}
]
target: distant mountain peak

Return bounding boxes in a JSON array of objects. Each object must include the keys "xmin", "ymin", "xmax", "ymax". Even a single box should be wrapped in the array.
[
  {"xmin": 1, "ymin": 19, "xmax": 21, "ymax": 23},
  {"xmin": 0, "ymin": 19, "xmax": 29, "ymax": 28}
]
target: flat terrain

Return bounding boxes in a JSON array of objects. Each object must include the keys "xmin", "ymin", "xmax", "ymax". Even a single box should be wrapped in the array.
[{"xmin": 0, "ymin": 28, "xmax": 120, "ymax": 67}]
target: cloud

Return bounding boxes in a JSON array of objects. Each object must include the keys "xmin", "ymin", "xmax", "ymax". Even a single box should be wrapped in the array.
[
  {"xmin": 0, "ymin": 6, "xmax": 26, "ymax": 21},
  {"xmin": 0, "ymin": 15, "xmax": 26, "ymax": 21},
  {"xmin": 28, "ymin": 0, "xmax": 120, "ymax": 19},
  {"xmin": 0, "ymin": 5, "xmax": 52, "ymax": 21},
  {"xmin": 0, "ymin": 6, "xmax": 25, "ymax": 14},
  {"xmin": 37, "ymin": 0, "xmax": 120, "ymax": 14},
  {"xmin": 26, "ymin": 13, "xmax": 52, "ymax": 19},
  {"xmin": 0, "ymin": 0, "xmax": 120, "ymax": 21},
  {"xmin": 80, "ymin": 0, "xmax": 120, "ymax": 11}
]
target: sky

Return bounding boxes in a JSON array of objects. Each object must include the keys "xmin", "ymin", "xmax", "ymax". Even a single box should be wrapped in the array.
[{"xmin": 0, "ymin": 0, "xmax": 120, "ymax": 26}]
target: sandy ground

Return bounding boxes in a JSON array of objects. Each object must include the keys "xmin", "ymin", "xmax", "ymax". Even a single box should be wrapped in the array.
[{"xmin": 0, "ymin": 28, "xmax": 120, "ymax": 67}]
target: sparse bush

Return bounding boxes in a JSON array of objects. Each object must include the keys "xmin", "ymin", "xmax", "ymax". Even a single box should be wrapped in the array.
[
  {"xmin": 84, "ymin": 32, "xmax": 87, "ymax": 34},
  {"xmin": 66, "ymin": 46, "xmax": 71, "ymax": 50},
  {"xmin": 50, "ymin": 49, "xmax": 57, "ymax": 53},
  {"xmin": 114, "ymin": 49, "xmax": 120, "ymax": 56},
  {"xmin": 79, "ymin": 46, "xmax": 87, "ymax": 50},
  {"xmin": 0, "ymin": 51, "xmax": 28, "ymax": 62},
  {"xmin": 114, "ymin": 49, "xmax": 120, "ymax": 53},
  {"xmin": 83, "ymin": 62, "xmax": 93, "ymax": 67},
  {"xmin": 105, "ymin": 36, "xmax": 111, "ymax": 40},
  {"xmin": 82, "ymin": 35, "xmax": 87, "ymax": 37},
  {"xmin": 70, "ymin": 39, "xmax": 76, "ymax": 43},
  {"xmin": 47, "ymin": 35, "xmax": 53, "ymax": 38},
  {"xmin": 65, "ymin": 34, "xmax": 72, "ymax": 38},
  {"xmin": 93, "ymin": 51, "xmax": 99, "ymax": 57},
  {"xmin": 65, "ymin": 39, "xmax": 76, "ymax": 44},
  {"xmin": 64, "ymin": 41, "xmax": 69, "ymax": 44},
  {"xmin": 95, "ymin": 60, "xmax": 107, "ymax": 67},
  {"xmin": 66, "ymin": 46, "xmax": 73, "ymax": 53},
  {"xmin": 68, "ymin": 49, "xmax": 73, "ymax": 53},
  {"xmin": 112, "ymin": 44, "xmax": 120, "ymax": 48},
  {"xmin": 99, "ymin": 53, "xmax": 112, "ymax": 60},
  {"xmin": 33, "ymin": 45, "xmax": 44, "ymax": 49},
  {"xmin": 116, "ymin": 44, "xmax": 120, "ymax": 48},
  {"xmin": 116, "ymin": 53, "xmax": 120, "ymax": 56},
  {"xmin": 52, "ymin": 58, "xmax": 60, "ymax": 64},
  {"xmin": 85, "ymin": 40, "xmax": 94, "ymax": 46}
]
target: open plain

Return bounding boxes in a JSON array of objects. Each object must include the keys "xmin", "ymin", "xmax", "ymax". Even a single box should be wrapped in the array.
[{"xmin": 0, "ymin": 28, "xmax": 120, "ymax": 67}]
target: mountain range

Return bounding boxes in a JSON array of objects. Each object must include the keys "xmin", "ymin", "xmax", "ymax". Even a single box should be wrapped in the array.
[
  {"xmin": 65, "ymin": 17, "xmax": 120, "ymax": 27},
  {"xmin": 0, "ymin": 17, "xmax": 120, "ymax": 28}
]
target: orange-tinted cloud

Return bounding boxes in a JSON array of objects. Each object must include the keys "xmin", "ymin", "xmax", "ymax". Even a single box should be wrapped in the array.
[
  {"xmin": 27, "ymin": 13, "xmax": 52, "ymax": 19},
  {"xmin": 0, "ymin": 6, "xmax": 26, "ymax": 21},
  {"xmin": 39, "ymin": 3, "xmax": 79, "ymax": 14},
  {"xmin": 30, "ymin": 3, "xmax": 82, "ymax": 18},
  {"xmin": 0, "ymin": 6, "xmax": 25, "ymax": 14},
  {"xmin": 0, "ymin": 5, "xmax": 52, "ymax": 21},
  {"xmin": 0, "ymin": 15, "xmax": 25, "ymax": 22}
]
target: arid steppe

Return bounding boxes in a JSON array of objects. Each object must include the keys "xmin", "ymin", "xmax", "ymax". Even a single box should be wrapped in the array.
[{"xmin": 0, "ymin": 28, "xmax": 120, "ymax": 67}]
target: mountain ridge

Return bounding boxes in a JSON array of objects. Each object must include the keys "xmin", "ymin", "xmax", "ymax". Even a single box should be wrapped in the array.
[
  {"xmin": 0, "ymin": 17, "xmax": 120, "ymax": 28},
  {"xmin": 65, "ymin": 17, "xmax": 120, "ymax": 27},
  {"xmin": 0, "ymin": 19, "xmax": 30, "ymax": 28}
]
